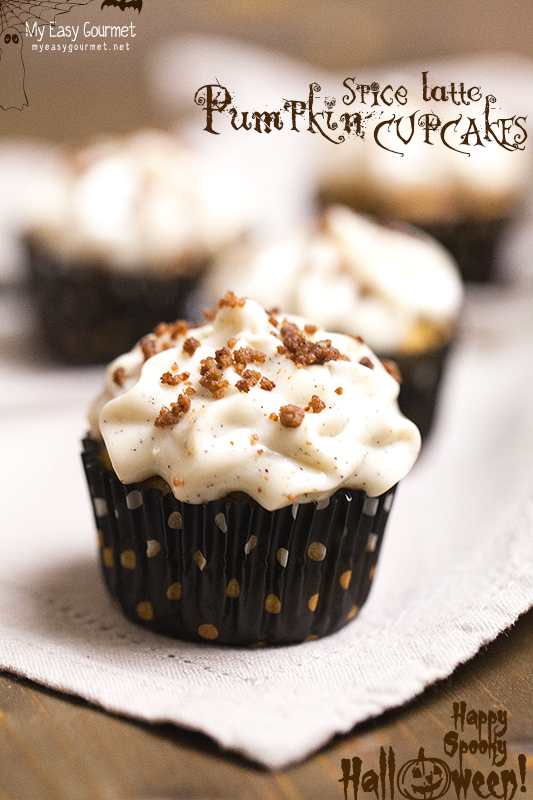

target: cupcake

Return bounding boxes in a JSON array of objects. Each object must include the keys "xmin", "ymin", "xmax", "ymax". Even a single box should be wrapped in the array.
[
  {"xmin": 204, "ymin": 206, "xmax": 463, "ymax": 439},
  {"xmin": 318, "ymin": 95, "xmax": 531, "ymax": 283},
  {"xmin": 25, "ymin": 130, "xmax": 248, "ymax": 364},
  {"xmin": 83, "ymin": 292, "xmax": 420, "ymax": 646}
]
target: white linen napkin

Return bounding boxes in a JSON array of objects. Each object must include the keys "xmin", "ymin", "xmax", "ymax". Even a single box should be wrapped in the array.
[{"xmin": 0, "ymin": 286, "xmax": 532, "ymax": 769}]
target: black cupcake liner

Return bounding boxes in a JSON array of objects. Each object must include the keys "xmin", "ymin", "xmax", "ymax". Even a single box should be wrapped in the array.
[
  {"xmin": 389, "ymin": 341, "xmax": 452, "ymax": 441},
  {"xmin": 82, "ymin": 436, "xmax": 397, "ymax": 646},
  {"xmin": 421, "ymin": 217, "xmax": 508, "ymax": 284},
  {"xmin": 26, "ymin": 242, "xmax": 205, "ymax": 364}
]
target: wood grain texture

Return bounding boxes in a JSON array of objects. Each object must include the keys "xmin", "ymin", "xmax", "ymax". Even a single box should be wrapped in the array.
[{"xmin": 0, "ymin": 609, "xmax": 531, "ymax": 800}]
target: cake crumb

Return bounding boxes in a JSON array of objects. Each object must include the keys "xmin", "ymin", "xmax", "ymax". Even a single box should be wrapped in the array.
[
  {"xmin": 112, "ymin": 367, "xmax": 127, "ymax": 386},
  {"xmin": 173, "ymin": 477, "xmax": 185, "ymax": 488},
  {"xmin": 381, "ymin": 358, "xmax": 403, "ymax": 383},
  {"xmin": 219, "ymin": 290, "xmax": 246, "ymax": 309},
  {"xmin": 154, "ymin": 393, "xmax": 191, "ymax": 427},
  {"xmin": 335, "ymin": 386, "xmax": 344, "ymax": 395},
  {"xmin": 279, "ymin": 404, "xmax": 305, "ymax": 428},
  {"xmin": 305, "ymin": 395, "xmax": 326, "ymax": 413},
  {"xmin": 183, "ymin": 337, "xmax": 201, "ymax": 356},
  {"xmin": 359, "ymin": 356, "xmax": 374, "ymax": 369}
]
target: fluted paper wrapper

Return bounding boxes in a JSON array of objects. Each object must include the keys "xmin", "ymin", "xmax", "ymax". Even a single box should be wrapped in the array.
[
  {"xmin": 82, "ymin": 437, "xmax": 397, "ymax": 646},
  {"xmin": 26, "ymin": 244, "xmax": 204, "ymax": 364}
]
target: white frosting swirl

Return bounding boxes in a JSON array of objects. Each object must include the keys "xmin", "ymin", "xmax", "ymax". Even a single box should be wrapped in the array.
[
  {"xmin": 90, "ymin": 296, "xmax": 420, "ymax": 510},
  {"xmin": 29, "ymin": 131, "xmax": 249, "ymax": 272},
  {"xmin": 206, "ymin": 206, "xmax": 463, "ymax": 353}
]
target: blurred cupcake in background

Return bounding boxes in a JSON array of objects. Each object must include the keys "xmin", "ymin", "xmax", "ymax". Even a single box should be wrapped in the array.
[
  {"xmin": 317, "ymin": 96, "xmax": 531, "ymax": 284},
  {"xmin": 25, "ymin": 130, "xmax": 250, "ymax": 364},
  {"xmin": 204, "ymin": 205, "xmax": 464, "ymax": 439}
]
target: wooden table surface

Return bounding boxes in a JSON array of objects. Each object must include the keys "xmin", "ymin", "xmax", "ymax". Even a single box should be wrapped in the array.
[{"xmin": 0, "ymin": 606, "xmax": 531, "ymax": 800}]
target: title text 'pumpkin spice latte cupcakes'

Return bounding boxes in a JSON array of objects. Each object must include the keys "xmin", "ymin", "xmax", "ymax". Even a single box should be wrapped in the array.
[
  {"xmin": 204, "ymin": 207, "xmax": 464, "ymax": 439},
  {"xmin": 83, "ymin": 292, "xmax": 420, "ymax": 646},
  {"xmin": 25, "ymin": 130, "xmax": 249, "ymax": 364}
]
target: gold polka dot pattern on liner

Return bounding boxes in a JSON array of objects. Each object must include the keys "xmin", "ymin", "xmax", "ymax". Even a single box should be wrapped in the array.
[
  {"xmin": 120, "ymin": 550, "xmax": 136, "ymax": 569},
  {"xmin": 198, "ymin": 624, "xmax": 218, "ymax": 640},
  {"xmin": 369, "ymin": 565, "xmax": 376, "ymax": 580},
  {"xmin": 96, "ymin": 530, "xmax": 104, "ymax": 548},
  {"xmin": 308, "ymin": 593, "xmax": 319, "ymax": 612},
  {"xmin": 339, "ymin": 569, "xmax": 352, "ymax": 589},
  {"xmin": 244, "ymin": 535, "xmax": 258, "ymax": 554},
  {"xmin": 146, "ymin": 539, "xmax": 161, "ymax": 558},
  {"xmin": 194, "ymin": 550, "xmax": 207, "ymax": 570},
  {"xmin": 167, "ymin": 511, "xmax": 183, "ymax": 530},
  {"xmin": 305, "ymin": 634, "xmax": 319, "ymax": 642},
  {"xmin": 136, "ymin": 601, "xmax": 153, "ymax": 621},
  {"xmin": 307, "ymin": 542, "xmax": 327, "ymax": 561},
  {"xmin": 227, "ymin": 579, "xmax": 240, "ymax": 598},
  {"xmin": 102, "ymin": 547, "xmax": 114, "ymax": 568},
  {"xmin": 346, "ymin": 605, "xmax": 359, "ymax": 621},
  {"xmin": 166, "ymin": 582, "xmax": 182, "ymax": 600},
  {"xmin": 265, "ymin": 594, "xmax": 282, "ymax": 614}
]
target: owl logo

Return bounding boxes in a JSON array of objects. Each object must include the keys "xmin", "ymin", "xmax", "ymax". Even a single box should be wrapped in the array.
[{"xmin": 0, "ymin": 27, "xmax": 27, "ymax": 111}]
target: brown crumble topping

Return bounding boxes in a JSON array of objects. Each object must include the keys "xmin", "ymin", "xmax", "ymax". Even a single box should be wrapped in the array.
[
  {"xmin": 141, "ymin": 336, "xmax": 157, "ymax": 361},
  {"xmin": 268, "ymin": 315, "xmax": 279, "ymax": 328},
  {"xmin": 215, "ymin": 347, "xmax": 233, "ymax": 370},
  {"xmin": 381, "ymin": 358, "xmax": 403, "ymax": 384},
  {"xmin": 260, "ymin": 376, "xmax": 276, "ymax": 391},
  {"xmin": 184, "ymin": 386, "xmax": 196, "ymax": 396},
  {"xmin": 154, "ymin": 320, "xmax": 189, "ymax": 340},
  {"xmin": 257, "ymin": 449, "xmax": 264, "ymax": 455},
  {"xmin": 219, "ymin": 290, "xmax": 246, "ymax": 309},
  {"xmin": 202, "ymin": 307, "xmax": 217, "ymax": 322},
  {"xmin": 287, "ymin": 494, "xmax": 296, "ymax": 503},
  {"xmin": 199, "ymin": 356, "xmax": 229, "ymax": 399},
  {"xmin": 227, "ymin": 337, "xmax": 238, "ymax": 349},
  {"xmin": 304, "ymin": 324, "xmax": 318, "ymax": 335},
  {"xmin": 183, "ymin": 337, "xmax": 201, "ymax": 356},
  {"xmin": 279, "ymin": 404, "xmax": 305, "ymax": 428},
  {"xmin": 359, "ymin": 356, "xmax": 374, "ymax": 370},
  {"xmin": 279, "ymin": 321, "xmax": 347, "ymax": 366},
  {"xmin": 154, "ymin": 393, "xmax": 191, "ymax": 428},
  {"xmin": 351, "ymin": 334, "xmax": 364, "ymax": 343},
  {"xmin": 233, "ymin": 347, "xmax": 266, "ymax": 375},
  {"xmin": 305, "ymin": 395, "xmax": 326, "ymax": 413},
  {"xmin": 269, "ymin": 412, "xmax": 279, "ymax": 422},
  {"xmin": 171, "ymin": 362, "xmax": 179, "ymax": 371},
  {"xmin": 112, "ymin": 367, "xmax": 127, "ymax": 386},
  {"xmin": 173, "ymin": 477, "xmax": 185, "ymax": 488},
  {"xmin": 250, "ymin": 434, "xmax": 259, "ymax": 445},
  {"xmin": 335, "ymin": 386, "xmax": 344, "ymax": 395},
  {"xmin": 235, "ymin": 369, "xmax": 261, "ymax": 393},
  {"xmin": 160, "ymin": 371, "xmax": 190, "ymax": 386}
]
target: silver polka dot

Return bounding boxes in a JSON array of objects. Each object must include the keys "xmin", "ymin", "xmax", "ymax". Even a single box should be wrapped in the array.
[
  {"xmin": 276, "ymin": 548, "xmax": 289, "ymax": 568},
  {"xmin": 316, "ymin": 496, "xmax": 330, "ymax": 511},
  {"xmin": 215, "ymin": 512, "xmax": 227, "ymax": 533},
  {"xmin": 291, "ymin": 504, "xmax": 299, "ymax": 519},
  {"xmin": 244, "ymin": 535, "xmax": 258, "ymax": 554},
  {"xmin": 93, "ymin": 498, "xmax": 108, "ymax": 518},
  {"xmin": 383, "ymin": 492, "xmax": 394, "ymax": 513},
  {"xmin": 363, "ymin": 497, "xmax": 379, "ymax": 516},
  {"xmin": 126, "ymin": 490, "xmax": 143, "ymax": 510}
]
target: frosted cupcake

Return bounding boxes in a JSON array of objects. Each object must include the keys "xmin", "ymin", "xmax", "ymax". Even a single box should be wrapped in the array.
[
  {"xmin": 204, "ymin": 206, "xmax": 463, "ymax": 438},
  {"xmin": 318, "ymin": 98, "xmax": 531, "ymax": 282},
  {"xmin": 83, "ymin": 292, "xmax": 420, "ymax": 646},
  {"xmin": 26, "ymin": 130, "xmax": 248, "ymax": 364}
]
